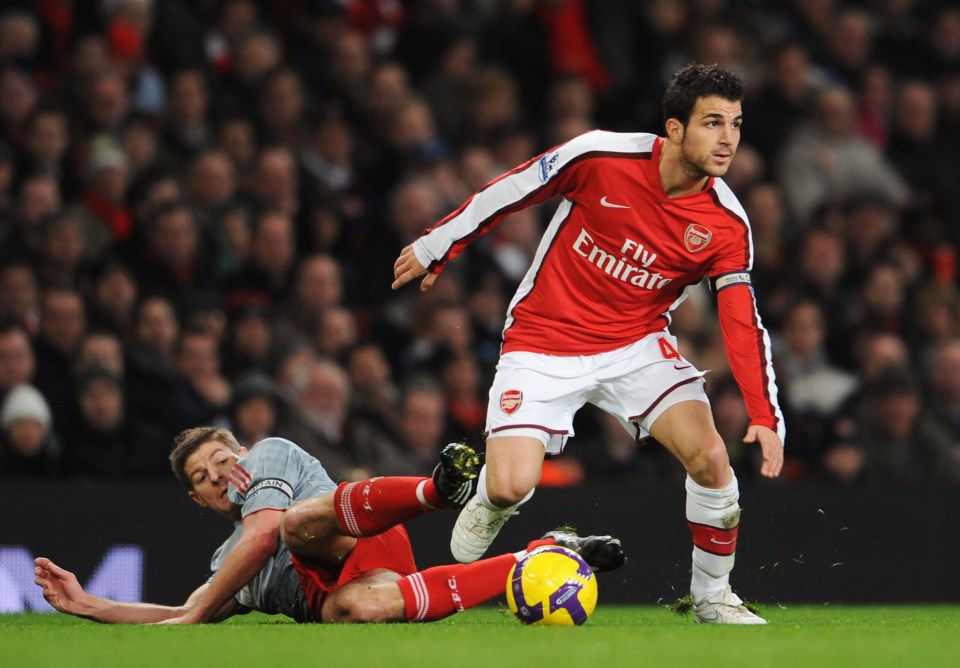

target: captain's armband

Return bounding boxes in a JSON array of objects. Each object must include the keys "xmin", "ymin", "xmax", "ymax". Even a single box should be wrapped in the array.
[{"xmin": 709, "ymin": 271, "xmax": 752, "ymax": 293}]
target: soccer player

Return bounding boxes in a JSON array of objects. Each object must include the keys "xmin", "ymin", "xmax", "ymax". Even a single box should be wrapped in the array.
[
  {"xmin": 392, "ymin": 63, "xmax": 785, "ymax": 624},
  {"xmin": 33, "ymin": 427, "xmax": 623, "ymax": 623}
]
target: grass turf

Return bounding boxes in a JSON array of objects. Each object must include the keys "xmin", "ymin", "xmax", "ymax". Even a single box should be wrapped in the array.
[{"xmin": 3, "ymin": 605, "xmax": 959, "ymax": 668}]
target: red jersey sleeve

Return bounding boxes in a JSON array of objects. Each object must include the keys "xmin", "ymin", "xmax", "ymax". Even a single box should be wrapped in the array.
[{"xmin": 716, "ymin": 283, "xmax": 786, "ymax": 442}]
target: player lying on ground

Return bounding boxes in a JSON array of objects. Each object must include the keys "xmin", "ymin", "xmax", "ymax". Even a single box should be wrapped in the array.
[{"xmin": 34, "ymin": 427, "xmax": 624, "ymax": 623}]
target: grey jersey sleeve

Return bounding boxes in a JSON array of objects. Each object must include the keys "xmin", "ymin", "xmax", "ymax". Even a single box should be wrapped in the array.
[{"xmin": 227, "ymin": 437, "xmax": 336, "ymax": 517}]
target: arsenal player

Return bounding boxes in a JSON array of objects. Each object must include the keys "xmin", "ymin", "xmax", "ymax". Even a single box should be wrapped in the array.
[{"xmin": 393, "ymin": 63, "xmax": 785, "ymax": 624}]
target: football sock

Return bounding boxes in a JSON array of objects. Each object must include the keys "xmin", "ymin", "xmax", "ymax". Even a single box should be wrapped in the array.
[
  {"xmin": 397, "ymin": 554, "xmax": 517, "ymax": 622},
  {"xmin": 334, "ymin": 477, "xmax": 443, "ymax": 537},
  {"xmin": 685, "ymin": 470, "xmax": 740, "ymax": 602}
]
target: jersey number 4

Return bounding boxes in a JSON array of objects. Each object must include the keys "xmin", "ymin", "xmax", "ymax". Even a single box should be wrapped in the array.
[{"xmin": 657, "ymin": 337, "xmax": 682, "ymax": 361}]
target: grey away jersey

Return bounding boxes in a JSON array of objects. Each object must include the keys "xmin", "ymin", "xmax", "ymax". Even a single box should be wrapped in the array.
[{"xmin": 211, "ymin": 437, "xmax": 337, "ymax": 621}]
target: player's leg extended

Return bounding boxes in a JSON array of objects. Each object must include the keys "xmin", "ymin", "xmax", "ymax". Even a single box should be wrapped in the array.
[
  {"xmin": 650, "ymin": 400, "xmax": 766, "ymax": 624},
  {"xmin": 451, "ymin": 435, "xmax": 542, "ymax": 563},
  {"xmin": 283, "ymin": 443, "xmax": 479, "ymax": 554},
  {"xmin": 331, "ymin": 531, "xmax": 624, "ymax": 623}
]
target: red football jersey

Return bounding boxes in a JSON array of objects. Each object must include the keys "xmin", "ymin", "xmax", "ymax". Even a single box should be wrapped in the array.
[{"xmin": 413, "ymin": 131, "xmax": 783, "ymax": 438}]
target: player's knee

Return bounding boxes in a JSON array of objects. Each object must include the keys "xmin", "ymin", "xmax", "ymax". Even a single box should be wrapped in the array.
[
  {"xmin": 330, "ymin": 586, "xmax": 393, "ymax": 623},
  {"xmin": 486, "ymin": 478, "xmax": 536, "ymax": 507},
  {"xmin": 280, "ymin": 496, "xmax": 334, "ymax": 550},
  {"xmin": 684, "ymin": 435, "xmax": 731, "ymax": 487}
]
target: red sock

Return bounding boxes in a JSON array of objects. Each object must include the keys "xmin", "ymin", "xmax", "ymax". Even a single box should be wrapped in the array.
[
  {"xmin": 334, "ymin": 477, "xmax": 447, "ymax": 537},
  {"xmin": 396, "ymin": 554, "xmax": 518, "ymax": 622}
]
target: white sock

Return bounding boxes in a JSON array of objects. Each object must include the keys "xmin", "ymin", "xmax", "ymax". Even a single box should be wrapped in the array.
[
  {"xmin": 475, "ymin": 465, "xmax": 534, "ymax": 511},
  {"xmin": 686, "ymin": 470, "xmax": 740, "ymax": 603}
]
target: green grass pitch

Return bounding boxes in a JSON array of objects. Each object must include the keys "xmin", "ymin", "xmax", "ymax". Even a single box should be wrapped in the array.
[{"xmin": 4, "ymin": 605, "xmax": 959, "ymax": 668}]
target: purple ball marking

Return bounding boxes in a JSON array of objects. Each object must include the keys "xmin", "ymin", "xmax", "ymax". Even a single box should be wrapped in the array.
[
  {"xmin": 511, "ymin": 559, "xmax": 544, "ymax": 623},
  {"xmin": 549, "ymin": 579, "xmax": 589, "ymax": 625}
]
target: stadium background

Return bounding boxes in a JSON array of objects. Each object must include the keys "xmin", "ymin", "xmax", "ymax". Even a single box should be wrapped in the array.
[{"xmin": 1, "ymin": 1, "xmax": 960, "ymax": 610}]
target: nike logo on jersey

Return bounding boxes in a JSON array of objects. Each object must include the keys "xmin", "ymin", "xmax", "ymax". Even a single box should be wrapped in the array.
[
  {"xmin": 600, "ymin": 196, "xmax": 630, "ymax": 209},
  {"xmin": 710, "ymin": 537, "xmax": 736, "ymax": 545},
  {"xmin": 673, "ymin": 364, "xmax": 692, "ymax": 371}
]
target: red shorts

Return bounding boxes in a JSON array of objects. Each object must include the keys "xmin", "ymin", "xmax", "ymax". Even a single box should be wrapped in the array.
[{"xmin": 291, "ymin": 525, "xmax": 417, "ymax": 621}]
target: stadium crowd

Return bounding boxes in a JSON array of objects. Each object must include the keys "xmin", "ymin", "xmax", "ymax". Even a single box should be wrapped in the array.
[{"xmin": 0, "ymin": 0, "xmax": 959, "ymax": 485}]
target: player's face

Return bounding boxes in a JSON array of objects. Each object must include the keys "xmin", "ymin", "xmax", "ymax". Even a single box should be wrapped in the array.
[
  {"xmin": 185, "ymin": 440, "xmax": 247, "ymax": 517},
  {"xmin": 678, "ymin": 95, "xmax": 742, "ymax": 179}
]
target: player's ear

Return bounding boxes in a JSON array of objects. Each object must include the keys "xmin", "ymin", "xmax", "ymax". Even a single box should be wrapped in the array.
[
  {"xmin": 239, "ymin": 446, "xmax": 248, "ymax": 457},
  {"xmin": 188, "ymin": 490, "xmax": 206, "ymax": 508},
  {"xmin": 665, "ymin": 117, "xmax": 684, "ymax": 143}
]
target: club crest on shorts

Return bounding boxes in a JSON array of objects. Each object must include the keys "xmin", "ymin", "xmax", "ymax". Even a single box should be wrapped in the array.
[
  {"xmin": 500, "ymin": 389, "xmax": 523, "ymax": 414},
  {"xmin": 684, "ymin": 224, "xmax": 712, "ymax": 253}
]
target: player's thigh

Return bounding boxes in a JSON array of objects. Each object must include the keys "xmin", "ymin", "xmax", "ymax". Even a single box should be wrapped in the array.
[
  {"xmin": 486, "ymin": 351, "xmax": 595, "ymax": 455},
  {"xmin": 593, "ymin": 332, "xmax": 707, "ymax": 438},
  {"xmin": 648, "ymin": 400, "xmax": 730, "ymax": 485},
  {"xmin": 321, "ymin": 569, "xmax": 405, "ymax": 623}
]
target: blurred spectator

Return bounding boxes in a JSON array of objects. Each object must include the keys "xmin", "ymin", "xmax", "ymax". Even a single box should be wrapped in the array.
[
  {"xmin": 823, "ymin": 367, "xmax": 960, "ymax": 484},
  {"xmin": 123, "ymin": 295, "xmax": 204, "ymax": 472},
  {"xmin": 0, "ymin": 320, "xmax": 34, "ymax": 402},
  {"xmin": 133, "ymin": 199, "xmax": 218, "ymax": 315},
  {"xmin": 63, "ymin": 365, "xmax": 129, "ymax": 477},
  {"xmin": 344, "ymin": 340, "xmax": 398, "ymax": 433},
  {"xmin": 36, "ymin": 211, "xmax": 88, "ymax": 289},
  {"xmin": 887, "ymin": 79, "xmax": 958, "ymax": 214},
  {"xmin": 274, "ymin": 253, "xmax": 343, "ymax": 347},
  {"xmin": 855, "ymin": 64, "xmax": 893, "ymax": 150},
  {"xmin": 389, "ymin": 376, "xmax": 449, "ymax": 474},
  {"xmin": 74, "ymin": 329, "xmax": 125, "ymax": 378},
  {"xmin": 778, "ymin": 85, "xmax": 909, "ymax": 226},
  {"xmin": 80, "ymin": 68, "xmax": 129, "ymax": 136},
  {"xmin": 173, "ymin": 328, "xmax": 231, "ymax": 422},
  {"xmin": 224, "ymin": 209, "xmax": 297, "ymax": 312},
  {"xmin": 19, "ymin": 104, "xmax": 78, "ymax": 200},
  {"xmin": 162, "ymin": 67, "xmax": 211, "ymax": 165},
  {"xmin": 439, "ymin": 350, "xmax": 486, "ymax": 442},
  {"xmin": 228, "ymin": 372, "xmax": 283, "ymax": 449},
  {"xmin": 0, "ymin": 260, "xmax": 40, "ymax": 334},
  {"xmin": 0, "ymin": 382, "xmax": 59, "ymax": 477},
  {"xmin": 926, "ymin": 338, "xmax": 960, "ymax": 440},
  {"xmin": 32, "ymin": 287, "xmax": 86, "ymax": 434},
  {"xmin": 76, "ymin": 134, "xmax": 132, "ymax": 259},
  {"xmin": 11, "ymin": 172, "xmax": 62, "ymax": 256},
  {"xmin": 313, "ymin": 305, "xmax": 358, "ymax": 361},
  {"xmin": 87, "ymin": 259, "xmax": 138, "ymax": 334},
  {"xmin": 744, "ymin": 42, "xmax": 819, "ymax": 169},
  {"xmin": 258, "ymin": 66, "xmax": 307, "ymax": 147},
  {"xmin": 774, "ymin": 298, "xmax": 857, "ymax": 474},
  {"xmin": 278, "ymin": 357, "xmax": 361, "ymax": 481},
  {"xmin": 221, "ymin": 304, "xmax": 274, "ymax": 380}
]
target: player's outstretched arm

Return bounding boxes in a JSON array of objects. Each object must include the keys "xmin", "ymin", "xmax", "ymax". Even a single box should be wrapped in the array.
[
  {"xmin": 34, "ymin": 557, "xmax": 196, "ymax": 623},
  {"xmin": 743, "ymin": 425, "xmax": 784, "ymax": 478},
  {"xmin": 392, "ymin": 245, "xmax": 437, "ymax": 292},
  {"xmin": 159, "ymin": 508, "xmax": 282, "ymax": 624}
]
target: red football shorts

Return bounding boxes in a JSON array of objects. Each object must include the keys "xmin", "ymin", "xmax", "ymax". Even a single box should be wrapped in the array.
[{"xmin": 291, "ymin": 524, "xmax": 418, "ymax": 620}]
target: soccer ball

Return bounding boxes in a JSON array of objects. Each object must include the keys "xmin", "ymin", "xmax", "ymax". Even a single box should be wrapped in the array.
[{"xmin": 506, "ymin": 545, "xmax": 598, "ymax": 626}]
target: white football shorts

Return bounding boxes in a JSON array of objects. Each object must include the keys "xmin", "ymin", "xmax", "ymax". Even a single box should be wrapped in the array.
[{"xmin": 485, "ymin": 331, "xmax": 708, "ymax": 454}]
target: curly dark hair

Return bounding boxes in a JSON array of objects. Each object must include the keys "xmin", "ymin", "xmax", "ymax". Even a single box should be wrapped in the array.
[{"xmin": 662, "ymin": 63, "xmax": 744, "ymax": 127}]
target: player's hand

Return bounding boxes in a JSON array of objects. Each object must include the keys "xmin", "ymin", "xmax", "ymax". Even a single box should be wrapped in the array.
[
  {"xmin": 392, "ymin": 245, "xmax": 437, "ymax": 292},
  {"xmin": 743, "ymin": 425, "xmax": 783, "ymax": 478},
  {"xmin": 34, "ymin": 557, "xmax": 88, "ymax": 614}
]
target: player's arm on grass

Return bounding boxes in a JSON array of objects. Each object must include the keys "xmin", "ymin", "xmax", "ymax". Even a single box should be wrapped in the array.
[
  {"xmin": 160, "ymin": 508, "xmax": 283, "ymax": 624},
  {"xmin": 33, "ymin": 557, "xmax": 244, "ymax": 623}
]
